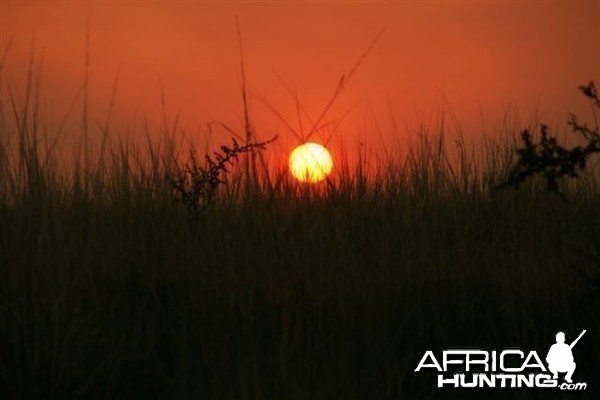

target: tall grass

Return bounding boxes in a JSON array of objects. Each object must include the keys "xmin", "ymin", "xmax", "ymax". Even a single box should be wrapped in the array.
[{"xmin": 1, "ymin": 52, "xmax": 600, "ymax": 399}]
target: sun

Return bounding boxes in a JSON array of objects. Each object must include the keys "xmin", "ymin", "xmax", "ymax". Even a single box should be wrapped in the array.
[{"xmin": 289, "ymin": 143, "xmax": 333, "ymax": 183}]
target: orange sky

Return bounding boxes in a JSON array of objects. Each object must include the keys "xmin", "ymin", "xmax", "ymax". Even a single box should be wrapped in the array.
[{"xmin": 2, "ymin": 1, "xmax": 599, "ymax": 160}]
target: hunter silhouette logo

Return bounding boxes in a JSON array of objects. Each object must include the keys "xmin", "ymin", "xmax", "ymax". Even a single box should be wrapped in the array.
[
  {"xmin": 415, "ymin": 329, "xmax": 588, "ymax": 391},
  {"xmin": 546, "ymin": 330, "xmax": 585, "ymax": 383}
]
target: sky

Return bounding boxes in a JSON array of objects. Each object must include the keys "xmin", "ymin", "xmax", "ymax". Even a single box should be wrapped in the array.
[{"xmin": 1, "ymin": 1, "xmax": 599, "ymax": 161}]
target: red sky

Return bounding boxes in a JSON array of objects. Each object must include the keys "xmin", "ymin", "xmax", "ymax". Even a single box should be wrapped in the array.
[{"xmin": 2, "ymin": 1, "xmax": 599, "ymax": 161}]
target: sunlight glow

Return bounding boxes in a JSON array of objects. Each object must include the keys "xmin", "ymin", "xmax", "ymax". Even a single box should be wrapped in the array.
[{"xmin": 289, "ymin": 143, "xmax": 333, "ymax": 183}]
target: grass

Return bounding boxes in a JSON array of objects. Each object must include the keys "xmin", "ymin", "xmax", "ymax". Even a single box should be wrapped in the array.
[{"xmin": 1, "ymin": 46, "xmax": 600, "ymax": 399}]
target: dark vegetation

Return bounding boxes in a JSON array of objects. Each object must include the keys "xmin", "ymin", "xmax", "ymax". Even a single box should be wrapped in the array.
[{"xmin": 497, "ymin": 81, "xmax": 600, "ymax": 198}]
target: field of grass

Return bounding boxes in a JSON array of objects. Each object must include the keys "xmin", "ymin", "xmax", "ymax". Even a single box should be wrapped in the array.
[{"xmin": 1, "ymin": 56, "xmax": 600, "ymax": 399}]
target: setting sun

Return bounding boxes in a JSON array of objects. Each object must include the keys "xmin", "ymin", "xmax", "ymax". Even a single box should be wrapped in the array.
[{"xmin": 289, "ymin": 143, "xmax": 333, "ymax": 183}]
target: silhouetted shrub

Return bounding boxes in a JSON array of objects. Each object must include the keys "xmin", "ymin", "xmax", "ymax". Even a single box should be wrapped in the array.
[{"xmin": 497, "ymin": 81, "xmax": 600, "ymax": 198}]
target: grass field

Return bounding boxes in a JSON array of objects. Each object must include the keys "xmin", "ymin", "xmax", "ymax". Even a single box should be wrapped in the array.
[{"xmin": 1, "ymin": 64, "xmax": 599, "ymax": 399}]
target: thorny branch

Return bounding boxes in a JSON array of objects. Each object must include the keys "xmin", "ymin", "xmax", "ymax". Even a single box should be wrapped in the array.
[{"xmin": 171, "ymin": 136, "xmax": 277, "ymax": 229}]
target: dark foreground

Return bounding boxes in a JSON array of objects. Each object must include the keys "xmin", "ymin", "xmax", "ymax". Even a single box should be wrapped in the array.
[{"xmin": 1, "ymin": 150, "xmax": 599, "ymax": 400}]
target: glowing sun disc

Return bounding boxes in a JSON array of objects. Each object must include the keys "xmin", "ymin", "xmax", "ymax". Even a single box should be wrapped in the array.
[{"xmin": 289, "ymin": 143, "xmax": 333, "ymax": 183}]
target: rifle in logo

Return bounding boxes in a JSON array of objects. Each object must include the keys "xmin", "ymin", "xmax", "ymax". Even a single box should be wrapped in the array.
[{"xmin": 571, "ymin": 330, "xmax": 586, "ymax": 348}]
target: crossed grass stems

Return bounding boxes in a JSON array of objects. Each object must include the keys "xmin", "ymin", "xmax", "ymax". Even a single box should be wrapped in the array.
[
  {"xmin": 171, "ymin": 22, "xmax": 386, "ymax": 228},
  {"xmin": 173, "ymin": 77, "xmax": 600, "ymax": 227}
]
